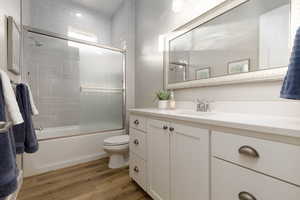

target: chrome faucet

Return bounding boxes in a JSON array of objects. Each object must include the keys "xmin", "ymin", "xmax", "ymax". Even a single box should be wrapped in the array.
[{"xmin": 196, "ymin": 99, "xmax": 210, "ymax": 112}]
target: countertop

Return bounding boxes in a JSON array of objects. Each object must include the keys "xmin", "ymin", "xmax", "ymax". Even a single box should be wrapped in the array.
[{"xmin": 129, "ymin": 108, "xmax": 300, "ymax": 138}]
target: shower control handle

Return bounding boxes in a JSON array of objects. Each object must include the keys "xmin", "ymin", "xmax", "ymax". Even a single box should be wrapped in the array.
[
  {"xmin": 134, "ymin": 120, "xmax": 139, "ymax": 125},
  {"xmin": 134, "ymin": 166, "xmax": 139, "ymax": 173},
  {"xmin": 134, "ymin": 139, "xmax": 139, "ymax": 145}
]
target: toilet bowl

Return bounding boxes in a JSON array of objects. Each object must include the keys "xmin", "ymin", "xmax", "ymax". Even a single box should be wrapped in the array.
[{"xmin": 103, "ymin": 135, "xmax": 129, "ymax": 169}]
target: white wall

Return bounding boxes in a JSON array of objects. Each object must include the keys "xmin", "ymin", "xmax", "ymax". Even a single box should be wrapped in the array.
[
  {"xmin": 135, "ymin": 0, "xmax": 289, "ymax": 108},
  {"xmin": 111, "ymin": 0, "xmax": 136, "ymax": 131},
  {"xmin": 0, "ymin": 0, "xmax": 21, "ymax": 82},
  {"xmin": 0, "ymin": 0, "xmax": 23, "ymax": 170},
  {"xmin": 22, "ymin": 0, "xmax": 112, "ymax": 45}
]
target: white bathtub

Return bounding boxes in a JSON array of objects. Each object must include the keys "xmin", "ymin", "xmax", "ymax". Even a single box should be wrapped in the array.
[
  {"xmin": 36, "ymin": 123, "xmax": 123, "ymax": 140},
  {"xmin": 23, "ymin": 127, "xmax": 125, "ymax": 177}
]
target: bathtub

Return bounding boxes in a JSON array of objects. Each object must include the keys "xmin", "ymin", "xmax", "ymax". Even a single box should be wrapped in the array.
[{"xmin": 23, "ymin": 126, "xmax": 126, "ymax": 177}]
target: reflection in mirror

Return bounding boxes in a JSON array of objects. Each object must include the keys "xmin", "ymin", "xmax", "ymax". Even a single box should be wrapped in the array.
[{"xmin": 168, "ymin": 0, "xmax": 290, "ymax": 84}]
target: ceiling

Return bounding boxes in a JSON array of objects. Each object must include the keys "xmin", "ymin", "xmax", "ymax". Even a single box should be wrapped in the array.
[{"xmin": 72, "ymin": 0, "xmax": 125, "ymax": 17}]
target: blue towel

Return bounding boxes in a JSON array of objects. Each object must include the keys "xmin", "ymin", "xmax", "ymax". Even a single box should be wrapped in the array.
[
  {"xmin": 281, "ymin": 27, "xmax": 300, "ymax": 99},
  {"xmin": 0, "ymin": 81, "xmax": 18, "ymax": 198},
  {"xmin": 12, "ymin": 84, "xmax": 38, "ymax": 154}
]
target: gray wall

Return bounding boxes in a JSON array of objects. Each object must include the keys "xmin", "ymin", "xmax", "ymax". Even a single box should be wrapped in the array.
[
  {"xmin": 0, "ymin": 0, "xmax": 21, "ymax": 82},
  {"xmin": 135, "ymin": 0, "xmax": 285, "ymax": 108},
  {"xmin": 111, "ymin": 0, "xmax": 136, "ymax": 127},
  {"xmin": 22, "ymin": 0, "xmax": 112, "ymax": 46}
]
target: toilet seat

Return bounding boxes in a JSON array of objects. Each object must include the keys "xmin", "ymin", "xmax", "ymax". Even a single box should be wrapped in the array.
[{"xmin": 104, "ymin": 135, "xmax": 129, "ymax": 146}]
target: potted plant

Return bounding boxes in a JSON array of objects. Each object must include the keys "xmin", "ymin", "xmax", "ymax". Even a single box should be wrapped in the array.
[{"xmin": 155, "ymin": 90, "xmax": 170, "ymax": 109}]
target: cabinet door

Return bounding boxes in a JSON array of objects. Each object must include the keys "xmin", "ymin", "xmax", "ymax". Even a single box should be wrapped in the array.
[
  {"xmin": 147, "ymin": 119, "xmax": 170, "ymax": 200},
  {"xmin": 170, "ymin": 123, "xmax": 210, "ymax": 200}
]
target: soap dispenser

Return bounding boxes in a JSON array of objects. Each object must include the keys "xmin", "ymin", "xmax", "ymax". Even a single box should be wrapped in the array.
[{"xmin": 169, "ymin": 90, "xmax": 176, "ymax": 109}]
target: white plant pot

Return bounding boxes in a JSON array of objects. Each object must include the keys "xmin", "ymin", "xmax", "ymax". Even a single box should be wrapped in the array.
[{"xmin": 158, "ymin": 100, "xmax": 169, "ymax": 109}]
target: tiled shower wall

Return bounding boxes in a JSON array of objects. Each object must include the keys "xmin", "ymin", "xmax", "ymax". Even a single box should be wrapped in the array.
[
  {"xmin": 24, "ymin": 32, "xmax": 81, "ymax": 129},
  {"xmin": 24, "ymin": 31, "xmax": 124, "ymax": 131},
  {"xmin": 22, "ymin": 0, "xmax": 125, "ymax": 130},
  {"xmin": 22, "ymin": 0, "xmax": 136, "ymax": 131},
  {"xmin": 22, "ymin": 0, "xmax": 112, "ymax": 46}
]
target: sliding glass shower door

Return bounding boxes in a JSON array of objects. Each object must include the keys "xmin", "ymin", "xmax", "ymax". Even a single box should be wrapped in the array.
[{"xmin": 23, "ymin": 30, "xmax": 125, "ymax": 137}]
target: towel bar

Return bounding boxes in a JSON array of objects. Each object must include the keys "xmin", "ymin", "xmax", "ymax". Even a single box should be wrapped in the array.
[{"xmin": 0, "ymin": 121, "xmax": 12, "ymax": 133}]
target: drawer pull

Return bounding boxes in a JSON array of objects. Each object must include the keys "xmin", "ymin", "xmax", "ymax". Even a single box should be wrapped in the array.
[
  {"xmin": 238, "ymin": 146, "xmax": 260, "ymax": 158},
  {"xmin": 134, "ymin": 139, "xmax": 139, "ymax": 145},
  {"xmin": 163, "ymin": 125, "xmax": 168, "ymax": 130},
  {"xmin": 134, "ymin": 166, "xmax": 139, "ymax": 173},
  {"xmin": 134, "ymin": 120, "xmax": 139, "ymax": 125},
  {"xmin": 239, "ymin": 192, "xmax": 257, "ymax": 200}
]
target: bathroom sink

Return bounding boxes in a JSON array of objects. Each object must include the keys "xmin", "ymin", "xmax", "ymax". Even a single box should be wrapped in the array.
[{"xmin": 175, "ymin": 110, "xmax": 216, "ymax": 117}]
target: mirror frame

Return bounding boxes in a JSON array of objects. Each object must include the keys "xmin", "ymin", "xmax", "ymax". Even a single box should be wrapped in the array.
[{"xmin": 164, "ymin": 0, "xmax": 298, "ymax": 90}]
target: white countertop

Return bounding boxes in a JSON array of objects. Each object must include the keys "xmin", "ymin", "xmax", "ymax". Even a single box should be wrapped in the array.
[{"xmin": 129, "ymin": 108, "xmax": 300, "ymax": 138}]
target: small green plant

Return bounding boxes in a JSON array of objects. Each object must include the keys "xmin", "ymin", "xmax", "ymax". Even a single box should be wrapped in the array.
[{"xmin": 154, "ymin": 90, "xmax": 171, "ymax": 101}]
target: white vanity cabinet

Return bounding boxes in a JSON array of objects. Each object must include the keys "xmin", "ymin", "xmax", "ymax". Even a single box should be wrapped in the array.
[
  {"xmin": 130, "ymin": 111, "xmax": 300, "ymax": 200},
  {"xmin": 129, "ymin": 115, "xmax": 210, "ymax": 200},
  {"xmin": 211, "ymin": 131, "xmax": 300, "ymax": 200},
  {"xmin": 170, "ymin": 123, "xmax": 210, "ymax": 200},
  {"xmin": 129, "ymin": 115, "xmax": 148, "ymax": 191},
  {"xmin": 147, "ymin": 119, "xmax": 171, "ymax": 200}
]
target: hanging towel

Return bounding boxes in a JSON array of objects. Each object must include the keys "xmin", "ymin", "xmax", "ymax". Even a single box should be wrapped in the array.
[
  {"xmin": 0, "ymin": 70, "xmax": 23, "ymax": 125},
  {"xmin": 12, "ymin": 84, "xmax": 39, "ymax": 154},
  {"xmin": 281, "ymin": 27, "xmax": 300, "ymax": 99},
  {"xmin": 0, "ymin": 80, "xmax": 18, "ymax": 198},
  {"xmin": 24, "ymin": 83, "xmax": 38, "ymax": 116}
]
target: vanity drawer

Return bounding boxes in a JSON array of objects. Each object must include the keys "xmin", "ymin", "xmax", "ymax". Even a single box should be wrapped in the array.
[
  {"xmin": 212, "ymin": 131, "xmax": 300, "ymax": 186},
  {"xmin": 212, "ymin": 158, "xmax": 300, "ymax": 200},
  {"xmin": 130, "ymin": 115, "xmax": 147, "ymax": 132},
  {"xmin": 130, "ymin": 128, "xmax": 147, "ymax": 159},
  {"xmin": 130, "ymin": 153, "xmax": 147, "ymax": 191}
]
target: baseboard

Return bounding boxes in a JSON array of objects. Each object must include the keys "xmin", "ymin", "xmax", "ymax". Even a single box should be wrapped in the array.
[{"xmin": 24, "ymin": 152, "xmax": 108, "ymax": 177}]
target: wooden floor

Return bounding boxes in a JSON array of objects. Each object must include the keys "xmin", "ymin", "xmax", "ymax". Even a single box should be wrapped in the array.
[{"xmin": 18, "ymin": 158, "xmax": 152, "ymax": 200}]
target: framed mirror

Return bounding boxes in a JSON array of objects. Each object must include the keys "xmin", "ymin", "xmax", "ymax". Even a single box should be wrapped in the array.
[{"xmin": 164, "ymin": 0, "xmax": 298, "ymax": 89}]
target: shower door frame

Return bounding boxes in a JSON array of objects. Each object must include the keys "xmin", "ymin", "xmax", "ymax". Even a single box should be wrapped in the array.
[{"xmin": 22, "ymin": 26, "xmax": 127, "ymax": 140}]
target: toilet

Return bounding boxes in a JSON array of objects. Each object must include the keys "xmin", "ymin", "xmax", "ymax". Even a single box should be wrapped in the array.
[{"xmin": 103, "ymin": 135, "xmax": 130, "ymax": 169}]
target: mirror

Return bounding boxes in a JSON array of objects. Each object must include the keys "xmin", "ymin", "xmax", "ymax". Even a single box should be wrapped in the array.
[{"xmin": 167, "ymin": 0, "xmax": 291, "ymax": 86}]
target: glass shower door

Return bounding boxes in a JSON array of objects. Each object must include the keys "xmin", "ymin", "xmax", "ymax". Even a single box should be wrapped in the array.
[
  {"xmin": 79, "ymin": 43, "xmax": 124, "ymax": 133},
  {"xmin": 23, "ymin": 31, "xmax": 124, "ymax": 138}
]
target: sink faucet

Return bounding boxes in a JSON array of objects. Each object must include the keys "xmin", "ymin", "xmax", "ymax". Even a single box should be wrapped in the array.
[{"xmin": 196, "ymin": 99, "xmax": 210, "ymax": 112}]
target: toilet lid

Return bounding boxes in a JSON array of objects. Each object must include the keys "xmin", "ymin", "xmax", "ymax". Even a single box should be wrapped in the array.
[{"xmin": 104, "ymin": 135, "xmax": 129, "ymax": 146}]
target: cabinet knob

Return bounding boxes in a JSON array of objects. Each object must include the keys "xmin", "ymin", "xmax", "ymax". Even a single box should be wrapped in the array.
[
  {"xmin": 163, "ymin": 125, "xmax": 168, "ymax": 130},
  {"xmin": 239, "ymin": 192, "xmax": 257, "ymax": 200},
  {"xmin": 169, "ymin": 127, "xmax": 174, "ymax": 132},
  {"xmin": 134, "ymin": 139, "xmax": 139, "ymax": 145},
  {"xmin": 134, "ymin": 120, "xmax": 139, "ymax": 125},
  {"xmin": 238, "ymin": 146, "xmax": 260, "ymax": 158},
  {"xmin": 134, "ymin": 166, "xmax": 139, "ymax": 173}
]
